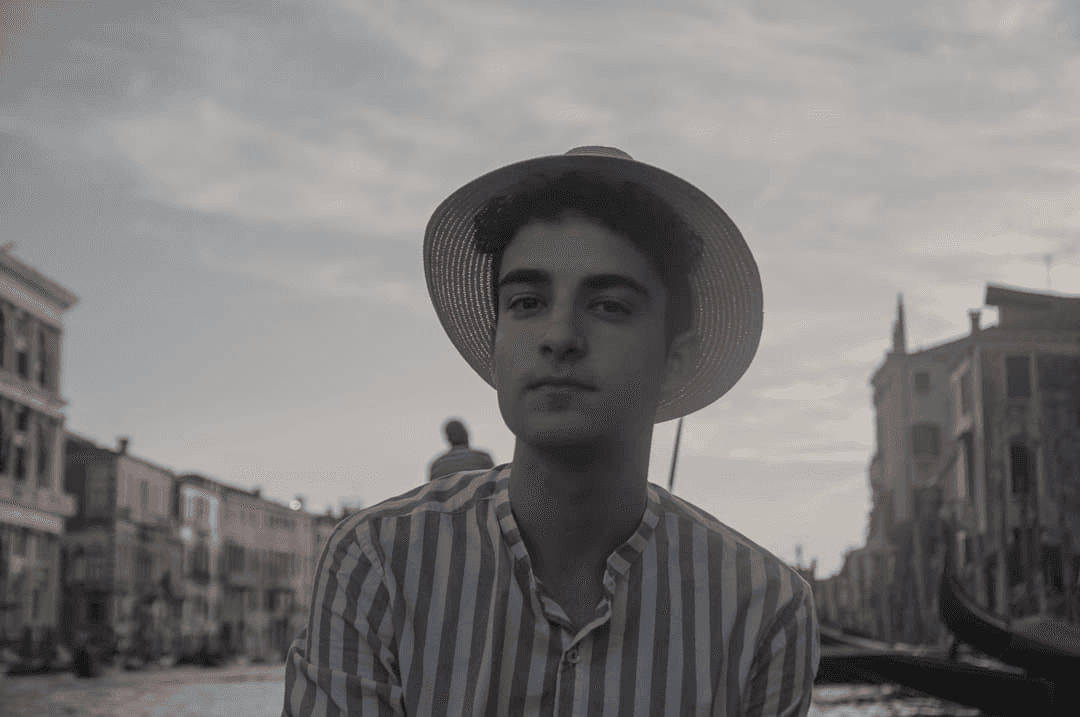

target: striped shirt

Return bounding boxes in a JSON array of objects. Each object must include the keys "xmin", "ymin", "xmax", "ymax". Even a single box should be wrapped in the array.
[
  {"xmin": 282, "ymin": 466, "xmax": 819, "ymax": 717},
  {"xmin": 428, "ymin": 446, "xmax": 495, "ymax": 481}
]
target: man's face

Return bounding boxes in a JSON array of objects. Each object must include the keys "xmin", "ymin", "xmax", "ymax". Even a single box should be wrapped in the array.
[{"xmin": 492, "ymin": 211, "xmax": 673, "ymax": 450}]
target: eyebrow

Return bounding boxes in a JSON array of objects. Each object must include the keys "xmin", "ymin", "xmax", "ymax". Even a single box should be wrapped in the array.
[
  {"xmin": 497, "ymin": 269, "xmax": 651, "ymax": 298},
  {"xmin": 497, "ymin": 268, "xmax": 550, "ymax": 292}
]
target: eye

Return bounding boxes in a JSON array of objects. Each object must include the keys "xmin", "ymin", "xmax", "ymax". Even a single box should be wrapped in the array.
[
  {"xmin": 507, "ymin": 295, "xmax": 543, "ymax": 313},
  {"xmin": 593, "ymin": 299, "xmax": 632, "ymax": 316}
]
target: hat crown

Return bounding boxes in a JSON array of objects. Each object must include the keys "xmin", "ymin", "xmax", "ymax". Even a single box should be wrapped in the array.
[{"xmin": 564, "ymin": 146, "xmax": 634, "ymax": 160}]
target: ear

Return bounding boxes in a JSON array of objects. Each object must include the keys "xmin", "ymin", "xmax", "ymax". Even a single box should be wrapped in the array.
[{"xmin": 661, "ymin": 329, "xmax": 696, "ymax": 396}]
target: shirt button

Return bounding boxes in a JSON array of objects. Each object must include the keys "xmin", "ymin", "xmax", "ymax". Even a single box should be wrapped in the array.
[{"xmin": 565, "ymin": 647, "xmax": 581, "ymax": 665}]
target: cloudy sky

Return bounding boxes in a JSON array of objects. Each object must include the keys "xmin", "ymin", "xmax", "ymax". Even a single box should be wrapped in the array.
[{"xmin": 3, "ymin": 0, "xmax": 1078, "ymax": 576}]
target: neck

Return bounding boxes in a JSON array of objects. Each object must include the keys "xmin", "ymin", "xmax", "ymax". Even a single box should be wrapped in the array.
[{"xmin": 508, "ymin": 432, "xmax": 652, "ymax": 575}]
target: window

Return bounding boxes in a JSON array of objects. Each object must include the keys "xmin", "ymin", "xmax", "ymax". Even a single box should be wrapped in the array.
[
  {"xmin": 16, "ymin": 406, "xmax": 28, "ymax": 432},
  {"xmin": 87, "ymin": 464, "xmax": 109, "ymax": 514},
  {"xmin": 1010, "ymin": 444, "xmax": 1033, "ymax": 496},
  {"xmin": 911, "ymin": 423, "xmax": 941, "ymax": 458},
  {"xmin": 14, "ymin": 527, "xmax": 27, "ymax": 556},
  {"xmin": 960, "ymin": 371, "xmax": 972, "ymax": 415},
  {"xmin": 0, "ymin": 310, "xmax": 6, "ymax": 369},
  {"xmin": 87, "ymin": 601, "xmax": 104, "ymax": 623},
  {"xmin": 914, "ymin": 371, "xmax": 931, "ymax": 394},
  {"xmin": 36, "ymin": 418, "xmax": 51, "ymax": 488},
  {"xmin": 192, "ymin": 543, "xmax": 210, "ymax": 580},
  {"xmin": 14, "ymin": 445, "xmax": 26, "ymax": 481},
  {"xmin": 141, "ymin": 480, "xmax": 149, "ymax": 512},
  {"xmin": 961, "ymin": 432, "xmax": 975, "ymax": 501},
  {"xmin": 36, "ymin": 328, "xmax": 48, "ymax": 388},
  {"xmin": 15, "ymin": 315, "xmax": 29, "ymax": 379},
  {"xmin": 1006, "ymin": 356, "xmax": 1031, "ymax": 398},
  {"xmin": 136, "ymin": 548, "xmax": 153, "ymax": 583},
  {"xmin": 36, "ymin": 532, "xmax": 51, "ymax": 560}
]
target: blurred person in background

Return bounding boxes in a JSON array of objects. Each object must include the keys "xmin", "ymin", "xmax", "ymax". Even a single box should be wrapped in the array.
[{"xmin": 427, "ymin": 418, "xmax": 495, "ymax": 480}]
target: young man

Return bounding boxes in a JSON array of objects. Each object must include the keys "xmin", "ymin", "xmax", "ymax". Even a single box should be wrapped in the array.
[
  {"xmin": 428, "ymin": 418, "xmax": 495, "ymax": 481},
  {"xmin": 282, "ymin": 147, "xmax": 819, "ymax": 716}
]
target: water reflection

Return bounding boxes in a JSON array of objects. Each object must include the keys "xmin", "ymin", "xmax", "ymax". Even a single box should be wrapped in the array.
[{"xmin": 811, "ymin": 684, "xmax": 983, "ymax": 716}]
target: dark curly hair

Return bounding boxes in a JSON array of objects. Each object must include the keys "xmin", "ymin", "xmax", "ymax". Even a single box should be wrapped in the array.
[{"xmin": 472, "ymin": 171, "xmax": 703, "ymax": 349}]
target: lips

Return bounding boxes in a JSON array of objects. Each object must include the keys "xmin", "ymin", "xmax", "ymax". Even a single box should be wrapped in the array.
[{"xmin": 528, "ymin": 376, "xmax": 597, "ymax": 391}]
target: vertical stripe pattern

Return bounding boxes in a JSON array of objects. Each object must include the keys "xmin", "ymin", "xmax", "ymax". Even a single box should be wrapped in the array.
[{"xmin": 282, "ymin": 467, "xmax": 820, "ymax": 717}]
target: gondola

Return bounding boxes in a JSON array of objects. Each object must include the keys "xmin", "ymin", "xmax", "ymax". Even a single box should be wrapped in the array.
[
  {"xmin": 938, "ymin": 555, "xmax": 1080, "ymax": 680},
  {"xmin": 816, "ymin": 625, "xmax": 1055, "ymax": 716},
  {"xmin": 938, "ymin": 552, "xmax": 1080, "ymax": 715}
]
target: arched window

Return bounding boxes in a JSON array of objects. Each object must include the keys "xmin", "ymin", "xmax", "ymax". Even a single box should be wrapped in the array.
[
  {"xmin": 36, "ymin": 417, "xmax": 51, "ymax": 489},
  {"xmin": 36, "ymin": 329, "xmax": 48, "ymax": 388},
  {"xmin": 15, "ymin": 315, "xmax": 30, "ymax": 379}
]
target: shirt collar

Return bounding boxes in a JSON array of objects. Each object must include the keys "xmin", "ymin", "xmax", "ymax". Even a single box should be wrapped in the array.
[{"xmin": 490, "ymin": 465, "xmax": 662, "ymax": 586}]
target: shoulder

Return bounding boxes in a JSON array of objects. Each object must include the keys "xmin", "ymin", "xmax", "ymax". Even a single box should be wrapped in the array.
[
  {"xmin": 649, "ymin": 482, "xmax": 814, "ymax": 607},
  {"xmin": 319, "ymin": 466, "xmax": 508, "ymax": 560}
]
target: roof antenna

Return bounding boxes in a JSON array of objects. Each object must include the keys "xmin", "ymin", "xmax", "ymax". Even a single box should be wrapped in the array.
[{"xmin": 1044, "ymin": 254, "xmax": 1053, "ymax": 291}]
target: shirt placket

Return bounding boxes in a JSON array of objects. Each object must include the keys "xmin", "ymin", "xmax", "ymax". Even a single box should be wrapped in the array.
[{"xmin": 546, "ymin": 588, "xmax": 615, "ymax": 717}]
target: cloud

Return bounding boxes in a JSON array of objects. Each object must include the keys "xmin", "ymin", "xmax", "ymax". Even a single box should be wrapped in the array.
[
  {"xmin": 757, "ymin": 380, "xmax": 850, "ymax": 401},
  {"xmin": 88, "ymin": 98, "xmax": 443, "ymax": 235},
  {"xmin": 198, "ymin": 247, "xmax": 430, "ymax": 314}
]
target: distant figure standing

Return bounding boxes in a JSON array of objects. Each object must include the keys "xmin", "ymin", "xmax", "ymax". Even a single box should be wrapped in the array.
[{"xmin": 428, "ymin": 419, "xmax": 494, "ymax": 480}]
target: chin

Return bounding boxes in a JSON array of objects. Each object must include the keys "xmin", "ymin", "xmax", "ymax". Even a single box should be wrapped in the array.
[{"xmin": 507, "ymin": 412, "xmax": 615, "ymax": 451}]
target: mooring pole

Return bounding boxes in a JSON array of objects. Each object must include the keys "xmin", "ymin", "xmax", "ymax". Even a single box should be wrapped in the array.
[{"xmin": 667, "ymin": 417, "xmax": 684, "ymax": 493}]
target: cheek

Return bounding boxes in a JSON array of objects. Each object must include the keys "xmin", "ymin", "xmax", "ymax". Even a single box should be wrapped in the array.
[{"xmin": 490, "ymin": 325, "xmax": 521, "ymax": 388}]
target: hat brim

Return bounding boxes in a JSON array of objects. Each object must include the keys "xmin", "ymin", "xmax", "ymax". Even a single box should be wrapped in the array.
[{"xmin": 423, "ymin": 152, "xmax": 763, "ymax": 423}]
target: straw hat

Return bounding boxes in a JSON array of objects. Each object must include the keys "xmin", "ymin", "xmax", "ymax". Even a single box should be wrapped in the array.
[{"xmin": 423, "ymin": 146, "xmax": 763, "ymax": 423}]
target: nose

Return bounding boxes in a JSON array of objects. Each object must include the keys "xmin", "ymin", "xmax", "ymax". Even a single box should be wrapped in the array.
[{"xmin": 539, "ymin": 303, "xmax": 586, "ymax": 361}]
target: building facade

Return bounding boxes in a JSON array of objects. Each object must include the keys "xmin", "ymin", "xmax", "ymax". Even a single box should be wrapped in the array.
[
  {"xmin": 0, "ymin": 245, "xmax": 78, "ymax": 656},
  {"xmin": 62, "ymin": 435, "xmax": 183, "ymax": 661},
  {"xmin": 174, "ymin": 473, "xmax": 224, "ymax": 658},
  {"xmin": 945, "ymin": 285, "xmax": 1080, "ymax": 624},
  {"xmin": 217, "ymin": 484, "xmax": 315, "ymax": 661},
  {"xmin": 816, "ymin": 284, "xmax": 1080, "ymax": 643},
  {"xmin": 63, "ymin": 436, "xmax": 329, "ymax": 662}
]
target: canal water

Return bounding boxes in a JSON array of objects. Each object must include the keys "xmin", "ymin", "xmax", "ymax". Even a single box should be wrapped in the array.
[
  {"xmin": 810, "ymin": 684, "xmax": 983, "ymax": 716},
  {"xmin": 1, "ymin": 665, "xmax": 987, "ymax": 716}
]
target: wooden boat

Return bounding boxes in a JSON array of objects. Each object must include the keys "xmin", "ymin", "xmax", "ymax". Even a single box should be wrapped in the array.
[
  {"xmin": 816, "ymin": 625, "xmax": 1056, "ymax": 716},
  {"xmin": 938, "ymin": 557, "xmax": 1080, "ymax": 681}
]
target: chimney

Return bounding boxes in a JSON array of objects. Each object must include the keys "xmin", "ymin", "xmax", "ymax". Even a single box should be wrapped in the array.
[
  {"xmin": 968, "ymin": 310, "xmax": 981, "ymax": 335},
  {"xmin": 117, "ymin": 436, "xmax": 129, "ymax": 455}
]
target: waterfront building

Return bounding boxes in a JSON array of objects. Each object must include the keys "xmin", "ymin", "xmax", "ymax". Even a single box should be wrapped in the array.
[
  {"xmin": 0, "ymin": 245, "xmax": 78, "ymax": 656},
  {"xmin": 944, "ymin": 285, "xmax": 1080, "ymax": 624},
  {"xmin": 62, "ymin": 435, "xmax": 182, "ymax": 659},
  {"xmin": 173, "ymin": 473, "xmax": 224, "ymax": 658},
  {"xmin": 218, "ymin": 484, "xmax": 314, "ymax": 661},
  {"xmin": 816, "ymin": 283, "xmax": 1080, "ymax": 643}
]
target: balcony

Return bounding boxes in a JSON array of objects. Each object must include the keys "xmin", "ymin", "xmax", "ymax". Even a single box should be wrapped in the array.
[
  {"xmin": 0, "ymin": 479, "xmax": 76, "ymax": 527},
  {"xmin": 33, "ymin": 487, "xmax": 77, "ymax": 517}
]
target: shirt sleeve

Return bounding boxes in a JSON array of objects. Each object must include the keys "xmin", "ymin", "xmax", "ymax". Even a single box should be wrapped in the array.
[
  {"xmin": 281, "ymin": 528, "xmax": 404, "ymax": 717},
  {"xmin": 737, "ymin": 583, "xmax": 821, "ymax": 717}
]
